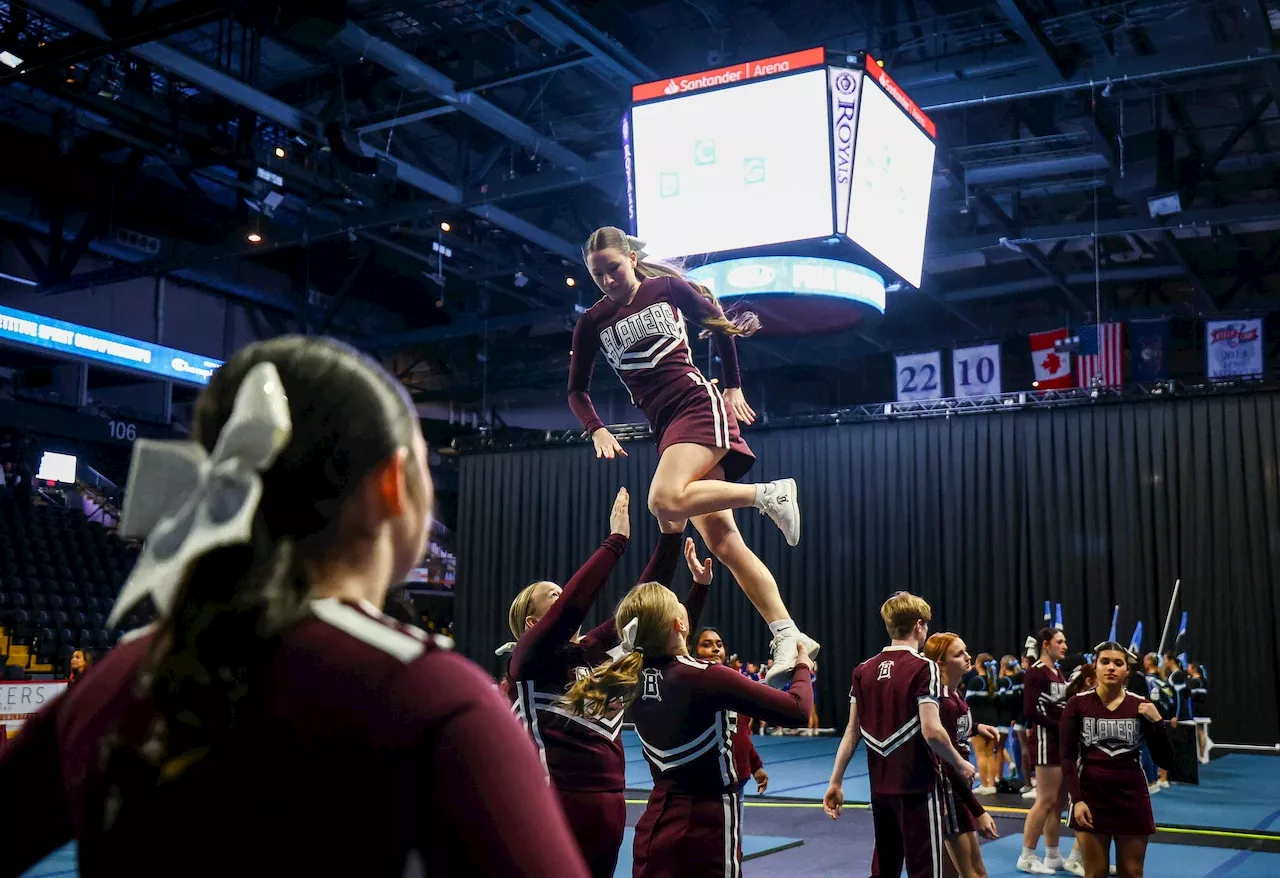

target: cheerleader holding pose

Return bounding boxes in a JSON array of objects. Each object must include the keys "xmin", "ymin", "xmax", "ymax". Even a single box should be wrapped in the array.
[
  {"xmin": 1061, "ymin": 643, "xmax": 1173, "ymax": 878},
  {"xmin": 924, "ymin": 634, "xmax": 1001, "ymax": 878},
  {"xmin": 500, "ymin": 490, "xmax": 691, "ymax": 878},
  {"xmin": 1017, "ymin": 628, "xmax": 1070, "ymax": 875},
  {"xmin": 564, "ymin": 581, "xmax": 814, "ymax": 877},
  {"xmin": 571, "ymin": 227, "xmax": 818, "ymax": 687}
]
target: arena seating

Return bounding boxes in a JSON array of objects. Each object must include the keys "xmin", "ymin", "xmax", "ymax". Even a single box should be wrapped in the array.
[{"xmin": 0, "ymin": 499, "xmax": 144, "ymax": 677}]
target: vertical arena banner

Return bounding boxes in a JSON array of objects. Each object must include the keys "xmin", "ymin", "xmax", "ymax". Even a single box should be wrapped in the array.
[
  {"xmin": 1205, "ymin": 318, "xmax": 1264, "ymax": 380},
  {"xmin": 0, "ymin": 681, "xmax": 68, "ymax": 737}
]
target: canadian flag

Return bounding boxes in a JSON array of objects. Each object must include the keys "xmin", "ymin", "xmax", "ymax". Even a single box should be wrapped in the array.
[{"xmin": 1030, "ymin": 328, "xmax": 1072, "ymax": 389}]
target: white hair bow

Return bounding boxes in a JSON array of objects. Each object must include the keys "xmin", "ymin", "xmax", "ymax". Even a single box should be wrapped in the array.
[
  {"xmin": 495, "ymin": 641, "xmax": 517, "ymax": 657},
  {"xmin": 625, "ymin": 235, "xmax": 649, "ymax": 261},
  {"xmin": 1023, "ymin": 635, "xmax": 1038, "ymax": 658},
  {"xmin": 107, "ymin": 362, "xmax": 292, "ymax": 629},
  {"xmin": 605, "ymin": 617, "xmax": 641, "ymax": 662}
]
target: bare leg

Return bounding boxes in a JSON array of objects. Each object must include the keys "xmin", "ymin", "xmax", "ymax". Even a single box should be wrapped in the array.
[
  {"xmin": 691, "ymin": 507, "xmax": 788, "ymax": 623},
  {"xmin": 1075, "ymin": 831, "xmax": 1111, "ymax": 878},
  {"xmin": 1113, "ymin": 835, "xmax": 1149, "ymax": 878},
  {"xmin": 944, "ymin": 831, "xmax": 989, "ymax": 878},
  {"xmin": 1021, "ymin": 765, "xmax": 1062, "ymax": 849},
  {"xmin": 648, "ymin": 443, "xmax": 758, "ymax": 521}
]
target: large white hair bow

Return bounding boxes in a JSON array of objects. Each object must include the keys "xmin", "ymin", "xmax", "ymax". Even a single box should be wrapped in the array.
[
  {"xmin": 107, "ymin": 362, "xmax": 293, "ymax": 629},
  {"xmin": 604, "ymin": 617, "xmax": 641, "ymax": 662}
]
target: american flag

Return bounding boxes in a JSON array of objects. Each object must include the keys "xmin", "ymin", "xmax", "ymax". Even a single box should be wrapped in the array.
[{"xmin": 1076, "ymin": 323, "xmax": 1123, "ymax": 387}]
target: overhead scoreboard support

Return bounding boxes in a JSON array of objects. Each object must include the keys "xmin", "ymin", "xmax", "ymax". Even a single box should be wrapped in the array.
[{"xmin": 623, "ymin": 49, "xmax": 938, "ymax": 296}]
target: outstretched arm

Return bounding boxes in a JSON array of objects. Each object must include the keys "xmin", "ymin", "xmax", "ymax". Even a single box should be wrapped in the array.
[
  {"xmin": 567, "ymin": 313, "xmax": 605, "ymax": 435},
  {"xmin": 581, "ymin": 530, "xmax": 685, "ymax": 650},
  {"xmin": 699, "ymin": 661, "xmax": 813, "ymax": 727},
  {"xmin": 682, "ymin": 537, "xmax": 713, "ymax": 633},
  {"xmin": 510, "ymin": 490, "xmax": 630, "ymax": 678}
]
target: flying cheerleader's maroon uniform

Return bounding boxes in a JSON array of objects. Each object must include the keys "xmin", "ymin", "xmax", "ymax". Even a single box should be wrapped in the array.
[
  {"xmin": 629, "ymin": 657, "xmax": 812, "ymax": 878},
  {"xmin": 853, "ymin": 646, "xmax": 945, "ymax": 878},
  {"xmin": 1024, "ymin": 660, "xmax": 1067, "ymax": 767},
  {"xmin": 938, "ymin": 687, "xmax": 986, "ymax": 837},
  {"xmin": 0, "ymin": 598, "xmax": 590, "ymax": 878},
  {"xmin": 568, "ymin": 276, "xmax": 755, "ymax": 482},
  {"xmin": 505, "ymin": 532, "xmax": 683, "ymax": 878},
  {"xmin": 1061, "ymin": 690, "xmax": 1173, "ymax": 837}
]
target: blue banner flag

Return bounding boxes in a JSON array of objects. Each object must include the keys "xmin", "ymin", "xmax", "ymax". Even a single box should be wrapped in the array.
[
  {"xmin": 1175, "ymin": 611, "xmax": 1189, "ymax": 666},
  {"xmin": 1130, "ymin": 319, "xmax": 1171, "ymax": 382},
  {"xmin": 1044, "ymin": 601, "xmax": 1052, "ymax": 624},
  {"xmin": 1108, "ymin": 605, "xmax": 1119, "ymax": 643},
  {"xmin": 1129, "ymin": 621, "xmax": 1144, "ymax": 655},
  {"xmin": 1055, "ymin": 603, "xmax": 1064, "ymax": 630}
]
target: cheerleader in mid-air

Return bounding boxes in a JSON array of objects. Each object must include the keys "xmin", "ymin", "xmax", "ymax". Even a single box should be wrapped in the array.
[
  {"xmin": 564, "ymin": 581, "xmax": 814, "ymax": 877},
  {"xmin": 570, "ymin": 226, "xmax": 818, "ymax": 688},
  {"xmin": 925, "ymin": 633, "xmax": 1000, "ymax": 878},
  {"xmin": 1061, "ymin": 642, "xmax": 1172, "ymax": 878}
]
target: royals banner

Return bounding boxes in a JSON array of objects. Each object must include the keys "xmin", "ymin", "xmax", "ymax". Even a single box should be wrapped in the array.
[
  {"xmin": 1205, "ymin": 318, "xmax": 1264, "ymax": 380},
  {"xmin": 894, "ymin": 350, "xmax": 943, "ymax": 401}
]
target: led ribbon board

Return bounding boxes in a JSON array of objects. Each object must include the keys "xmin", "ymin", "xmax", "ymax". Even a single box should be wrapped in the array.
[
  {"xmin": 0, "ymin": 303, "xmax": 222, "ymax": 385},
  {"xmin": 688, "ymin": 256, "xmax": 886, "ymax": 312}
]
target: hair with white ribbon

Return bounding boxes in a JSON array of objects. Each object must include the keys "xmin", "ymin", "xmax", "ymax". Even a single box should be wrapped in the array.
[
  {"xmin": 107, "ymin": 362, "xmax": 292, "ymax": 629},
  {"xmin": 605, "ymin": 616, "xmax": 641, "ymax": 662},
  {"xmin": 625, "ymin": 235, "xmax": 649, "ymax": 261}
]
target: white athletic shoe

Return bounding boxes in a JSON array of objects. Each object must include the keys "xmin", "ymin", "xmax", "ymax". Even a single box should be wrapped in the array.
[
  {"xmin": 1063, "ymin": 857, "xmax": 1085, "ymax": 877},
  {"xmin": 1043, "ymin": 852, "xmax": 1067, "ymax": 871},
  {"xmin": 1157, "ymin": 779, "xmax": 1170, "ymax": 789},
  {"xmin": 755, "ymin": 478, "xmax": 800, "ymax": 546},
  {"xmin": 764, "ymin": 629, "xmax": 821, "ymax": 689},
  {"xmin": 1022, "ymin": 787, "xmax": 1039, "ymax": 799},
  {"xmin": 1148, "ymin": 781, "xmax": 1161, "ymax": 794},
  {"xmin": 1016, "ymin": 854, "xmax": 1056, "ymax": 874}
]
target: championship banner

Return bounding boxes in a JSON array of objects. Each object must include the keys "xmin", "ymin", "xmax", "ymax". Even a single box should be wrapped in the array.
[
  {"xmin": 0, "ymin": 681, "xmax": 68, "ymax": 737},
  {"xmin": 894, "ymin": 350, "xmax": 943, "ymax": 401},
  {"xmin": 951, "ymin": 344, "xmax": 1002, "ymax": 397},
  {"xmin": 1205, "ymin": 318, "xmax": 1264, "ymax": 380}
]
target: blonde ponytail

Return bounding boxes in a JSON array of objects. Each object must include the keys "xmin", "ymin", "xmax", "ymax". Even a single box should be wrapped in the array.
[
  {"xmin": 584, "ymin": 226, "xmax": 761, "ymax": 338},
  {"xmin": 559, "ymin": 581, "xmax": 685, "ymax": 717},
  {"xmin": 563, "ymin": 651, "xmax": 645, "ymax": 717}
]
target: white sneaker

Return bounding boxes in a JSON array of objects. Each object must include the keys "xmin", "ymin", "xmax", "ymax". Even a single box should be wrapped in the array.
[
  {"xmin": 1043, "ymin": 852, "xmax": 1066, "ymax": 870},
  {"xmin": 1063, "ymin": 858, "xmax": 1085, "ymax": 877},
  {"xmin": 755, "ymin": 478, "xmax": 800, "ymax": 546},
  {"xmin": 1016, "ymin": 854, "xmax": 1056, "ymax": 874},
  {"xmin": 1022, "ymin": 787, "xmax": 1039, "ymax": 800},
  {"xmin": 1148, "ymin": 782, "xmax": 1161, "ymax": 794},
  {"xmin": 764, "ymin": 629, "xmax": 821, "ymax": 688},
  {"xmin": 975, "ymin": 785, "xmax": 997, "ymax": 795},
  {"xmin": 1158, "ymin": 779, "xmax": 1170, "ymax": 789}
]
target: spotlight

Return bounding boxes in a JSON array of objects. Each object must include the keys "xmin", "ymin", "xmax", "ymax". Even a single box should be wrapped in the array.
[
  {"xmin": 274, "ymin": 146, "xmax": 286, "ymax": 158},
  {"xmin": 565, "ymin": 277, "xmax": 576, "ymax": 287},
  {"xmin": 876, "ymin": 58, "xmax": 885, "ymax": 68},
  {"xmin": 0, "ymin": 51, "xmax": 23, "ymax": 69},
  {"xmin": 440, "ymin": 221, "xmax": 452, "ymax": 233},
  {"xmin": 1031, "ymin": 380, "xmax": 1040, "ymax": 388},
  {"xmin": 247, "ymin": 232, "xmax": 263, "ymax": 243}
]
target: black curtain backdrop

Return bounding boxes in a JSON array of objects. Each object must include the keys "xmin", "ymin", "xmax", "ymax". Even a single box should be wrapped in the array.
[{"xmin": 455, "ymin": 393, "xmax": 1280, "ymax": 745}]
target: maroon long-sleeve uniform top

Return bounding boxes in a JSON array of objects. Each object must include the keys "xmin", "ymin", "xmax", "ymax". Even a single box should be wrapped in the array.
[
  {"xmin": 568, "ymin": 276, "xmax": 742, "ymax": 435},
  {"xmin": 851, "ymin": 646, "xmax": 943, "ymax": 796},
  {"xmin": 939, "ymin": 686, "xmax": 984, "ymax": 819},
  {"xmin": 0, "ymin": 598, "xmax": 589, "ymax": 878},
  {"xmin": 506, "ymin": 533, "xmax": 684, "ymax": 792},
  {"xmin": 1024, "ymin": 660, "xmax": 1067, "ymax": 732},
  {"xmin": 630, "ymin": 657, "xmax": 811, "ymax": 796},
  {"xmin": 1060, "ymin": 689, "xmax": 1173, "ymax": 801},
  {"xmin": 683, "ymin": 577, "xmax": 762, "ymax": 784}
]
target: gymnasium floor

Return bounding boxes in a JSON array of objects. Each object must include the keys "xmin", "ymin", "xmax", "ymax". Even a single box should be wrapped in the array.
[{"xmin": 19, "ymin": 735, "xmax": 1280, "ymax": 876}]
